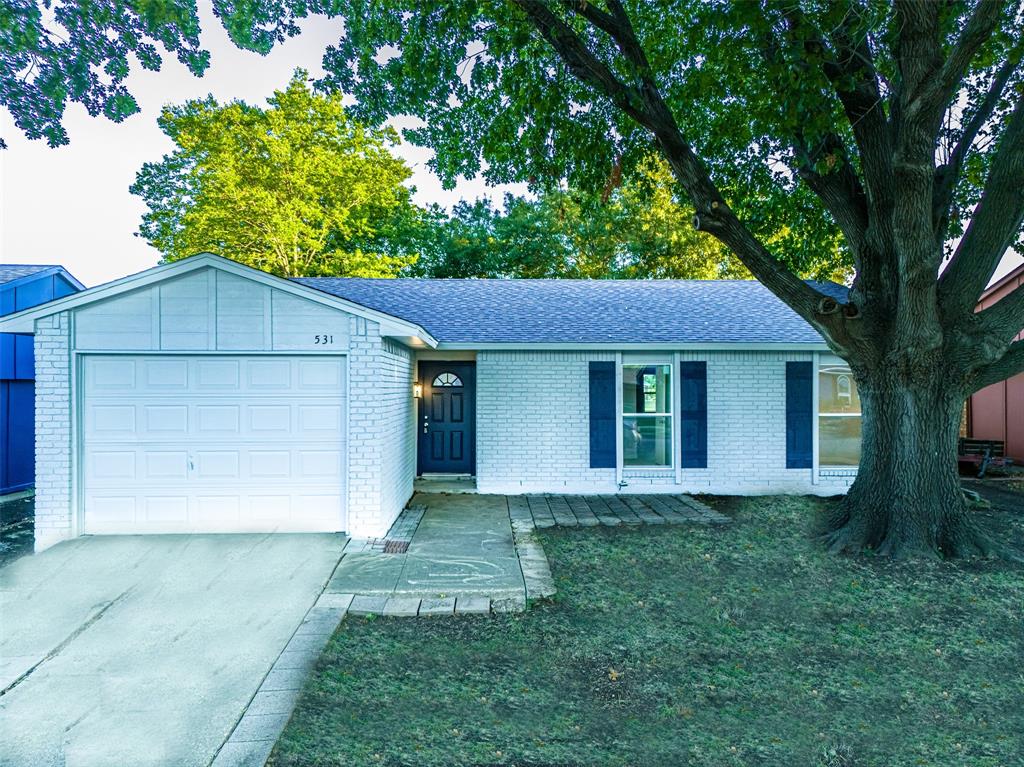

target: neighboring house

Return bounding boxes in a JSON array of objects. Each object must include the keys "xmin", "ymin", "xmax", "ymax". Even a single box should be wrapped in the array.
[
  {"xmin": 0, "ymin": 265, "xmax": 84, "ymax": 496},
  {"xmin": 0, "ymin": 254, "xmax": 859, "ymax": 552},
  {"xmin": 968, "ymin": 263, "xmax": 1024, "ymax": 462}
]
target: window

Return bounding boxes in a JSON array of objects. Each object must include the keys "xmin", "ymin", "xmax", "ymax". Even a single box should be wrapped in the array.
[
  {"xmin": 819, "ymin": 360, "xmax": 861, "ymax": 467},
  {"xmin": 622, "ymin": 364, "xmax": 672, "ymax": 467},
  {"xmin": 432, "ymin": 372, "xmax": 462, "ymax": 387}
]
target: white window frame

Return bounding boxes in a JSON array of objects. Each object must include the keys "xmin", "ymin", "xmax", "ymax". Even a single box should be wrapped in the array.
[
  {"xmin": 817, "ymin": 354, "xmax": 862, "ymax": 471},
  {"xmin": 620, "ymin": 357, "xmax": 675, "ymax": 470}
]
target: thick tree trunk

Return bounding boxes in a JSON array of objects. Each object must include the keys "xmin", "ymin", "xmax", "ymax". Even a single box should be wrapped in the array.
[{"xmin": 823, "ymin": 366, "xmax": 996, "ymax": 559}]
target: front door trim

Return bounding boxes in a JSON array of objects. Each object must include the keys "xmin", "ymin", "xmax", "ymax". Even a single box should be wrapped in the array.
[{"xmin": 417, "ymin": 361, "xmax": 476, "ymax": 476}]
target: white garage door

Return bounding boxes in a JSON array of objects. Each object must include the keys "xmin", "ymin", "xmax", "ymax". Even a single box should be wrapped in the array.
[{"xmin": 81, "ymin": 355, "xmax": 346, "ymax": 534}]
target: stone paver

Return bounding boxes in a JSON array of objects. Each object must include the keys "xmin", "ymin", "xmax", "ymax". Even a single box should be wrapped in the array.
[
  {"xmin": 383, "ymin": 596, "xmax": 422, "ymax": 617},
  {"xmin": 418, "ymin": 597, "xmax": 456, "ymax": 616},
  {"xmin": 348, "ymin": 594, "xmax": 389, "ymax": 616},
  {"xmin": 519, "ymin": 494, "xmax": 728, "ymax": 529},
  {"xmin": 455, "ymin": 596, "xmax": 491, "ymax": 615}
]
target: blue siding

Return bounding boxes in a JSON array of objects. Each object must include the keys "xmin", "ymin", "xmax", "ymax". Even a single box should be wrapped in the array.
[
  {"xmin": 680, "ymin": 361, "xmax": 708, "ymax": 468},
  {"xmin": 1, "ymin": 381, "xmax": 35, "ymax": 494},
  {"xmin": 1, "ymin": 269, "xmax": 81, "ymax": 494},
  {"xmin": 786, "ymin": 361, "xmax": 814, "ymax": 469},
  {"xmin": 589, "ymin": 361, "xmax": 617, "ymax": 469}
]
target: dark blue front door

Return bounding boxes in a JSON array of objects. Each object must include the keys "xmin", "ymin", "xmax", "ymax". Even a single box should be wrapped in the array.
[{"xmin": 418, "ymin": 362, "xmax": 475, "ymax": 474}]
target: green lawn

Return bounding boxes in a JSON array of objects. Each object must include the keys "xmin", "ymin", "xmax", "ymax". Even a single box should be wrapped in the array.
[{"xmin": 269, "ymin": 496, "xmax": 1024, "ymax": 767}]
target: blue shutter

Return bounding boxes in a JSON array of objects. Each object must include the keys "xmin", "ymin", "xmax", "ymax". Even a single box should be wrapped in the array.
[
  {"xmin": 786, "ymin": 361, "xmax": 814, "ymax": 469},
  {"xmin": 680, "ymin": 361, "xmax": 708, "ymax": 468},
  {"xmin": 589, "ymin": 361, "xmax": 616, "ymax": 469}
]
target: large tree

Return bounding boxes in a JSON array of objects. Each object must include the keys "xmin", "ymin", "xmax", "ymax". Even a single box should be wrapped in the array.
[
  {"xmin": 323, "ymin": 0, "xmax": 1024, "ymax": 559},
  {"xmin": 131, "ymin": 72, "xmax": 417, "ymax": 277}
]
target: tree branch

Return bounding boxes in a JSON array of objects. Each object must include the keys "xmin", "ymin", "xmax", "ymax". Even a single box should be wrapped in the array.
[
  {"xmin": 939, "ymin": 92, "xmax": 1024, "ymax": 318},
  {"xmin": 754, "ymin": 10, "xmax": 871, "ymax": 258},
  {"xmin": 974, "ymin": 278, "xmax": 1024, "ymax": 341},
  {"xmin": 510, "ymin": 0, "xmax": 839, "ymax": 330},
  {"xmin": 973, "ymin": 338, "xmax": 1024, "ymax": 390},
  {"xmin": 912, "ymin": 0, "xmax": 1008, "ymax": 129},
  {"xmin": 933, "ymin": 39, "xmax": 1024, "ymax": 242},
  {"xmin": 810, "ymin": 4, "xmax": 894, "ymax": 212}
]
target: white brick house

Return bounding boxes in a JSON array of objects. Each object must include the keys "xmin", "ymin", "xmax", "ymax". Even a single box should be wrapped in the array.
[{"xmin": 0, "ymin": 254, "xmax": 859, "ymax": 552}]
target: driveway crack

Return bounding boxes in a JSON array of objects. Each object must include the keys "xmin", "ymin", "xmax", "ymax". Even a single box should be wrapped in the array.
[{"xmin": 0, "ymin": 588, "xmax": 131, "ymax": 698}]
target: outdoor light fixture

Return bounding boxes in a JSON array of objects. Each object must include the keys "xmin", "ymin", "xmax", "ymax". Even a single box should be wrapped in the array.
[{"xmin": 413, "ymin": 383, "xmax": 422, "ymax": 398}]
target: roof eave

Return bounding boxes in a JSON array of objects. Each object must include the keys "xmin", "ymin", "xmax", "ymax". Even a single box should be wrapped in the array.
[{"xmin": 434, "ymin": 341, "xmax": 831, "ymax": 351}]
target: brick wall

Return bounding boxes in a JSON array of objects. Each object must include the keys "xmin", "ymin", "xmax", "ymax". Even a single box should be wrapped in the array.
[
  {"xmin": 475, "ymin": 349, "xmax": 855, "ymax": 496},
  {"xmin": 344, "ymin": 319, "xmax": 414, "ymax": 538},
  {"xmin": 476, "ymin": 351, "xmax": 618, "ymax": 494},
  {"xmin": 33, "ymin": 312, "xmax": 74, "ymax": 550},
  {"xmin": 378, "ymin": 338, "xmax": 415, "ymax": 531}
]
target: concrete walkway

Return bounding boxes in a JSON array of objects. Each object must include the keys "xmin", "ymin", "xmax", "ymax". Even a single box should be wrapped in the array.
[
  {"xmin": 0, "ymin": 533, "xmax": 346, "ymax": 767},
  {"xmin": 326, "ymin": 494, "xmax": 528, "ymax": 613}
]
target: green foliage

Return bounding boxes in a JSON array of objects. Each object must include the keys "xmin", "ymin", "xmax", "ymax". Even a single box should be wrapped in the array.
[
  {"xmin": 0, "ymin": 0, "xmax": 317, "ymax": 147},
  {"xmin": 319, "ymin": 0, "xmax": 866, "ymax": 278},
  {"xmin": 131, "ymin": 71, "xmax": 418, "ymax": 277},
  {"xmin": 408, "ymin": 155, "xmax": 749, "ymax": 280},
  {"xmin": 270, "ymin": 495, "xmax": 1024, "ymax": 766}
]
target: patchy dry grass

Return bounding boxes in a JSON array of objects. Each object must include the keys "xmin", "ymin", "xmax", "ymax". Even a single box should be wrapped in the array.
[{"xmin": 270, "ymin": 496, "xmax": 1024, "ymax": 767}]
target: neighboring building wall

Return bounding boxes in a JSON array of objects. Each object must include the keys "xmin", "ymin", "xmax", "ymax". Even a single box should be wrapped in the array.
[
  {"xmin": 475, "ymin": 349, "xmax": 855, "ymax": 496},
  {"xmin": 33, "ymin": 312, "xmax": 74, "ymax": 550},
  {"xmin": 969, "ymin": 265, "xmax": 1024, "ymax": 462}
]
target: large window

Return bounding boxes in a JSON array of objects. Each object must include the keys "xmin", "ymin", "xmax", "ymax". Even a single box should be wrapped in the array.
[
  {"xmin": 623, "ymin": 364, "xmax": 672, "ymax": 467},
  {"xmin": 819, "ymin": 359, "xmax": 861, "ymax": 467}
]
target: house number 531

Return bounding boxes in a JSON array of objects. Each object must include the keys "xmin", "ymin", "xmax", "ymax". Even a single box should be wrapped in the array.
[{"xmin": 313, "ymin": 334, "xmax": 334, "ymax": 344}]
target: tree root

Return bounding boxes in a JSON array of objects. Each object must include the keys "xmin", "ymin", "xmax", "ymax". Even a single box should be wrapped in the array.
[{"xmin": 820, "ymin": 499, "xmax": 1022, "ymax": 562}]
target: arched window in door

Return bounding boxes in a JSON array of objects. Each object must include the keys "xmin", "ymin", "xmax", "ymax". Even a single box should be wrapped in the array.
[{"xmin": 432, "ymin": 372, "xmax": 463, "ymax": 387}]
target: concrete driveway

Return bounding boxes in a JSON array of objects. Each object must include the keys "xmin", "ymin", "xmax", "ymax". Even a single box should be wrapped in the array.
[{"xmin": 0, "ymin": 533, "xmax": 346, "ymax": 766}]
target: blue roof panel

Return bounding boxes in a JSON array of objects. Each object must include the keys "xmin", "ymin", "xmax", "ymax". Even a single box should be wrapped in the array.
[{"xmin": 294, "ymin": 278, "xmax": 848, "ymax": 345}]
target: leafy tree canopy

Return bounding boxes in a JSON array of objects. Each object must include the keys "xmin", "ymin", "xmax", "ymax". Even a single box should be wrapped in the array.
[
  {"xmin": 1, "ymin": 0, "xmax": 311, "ymax": 148},
  {"xmin": 408, "ymin": 155, "xmax": 842, "ymax": 281},
  {"xmin": 131, "ymin": 71, "xmax": 417, "ymax": 277}
]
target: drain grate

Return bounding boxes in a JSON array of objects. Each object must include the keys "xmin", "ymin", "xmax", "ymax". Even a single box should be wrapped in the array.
[{"xmin": 382, "ymin": 539, "xmax": 410, "ymax": 554}]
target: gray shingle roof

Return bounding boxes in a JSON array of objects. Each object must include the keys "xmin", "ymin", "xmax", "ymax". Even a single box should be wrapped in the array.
[
  {"xmin": 295, "ymin": 278, "xmax": 848, "ymax": 345},
  {"xmin": 0, "ymin": 264, "xmax": 60, "ymax": 285}
]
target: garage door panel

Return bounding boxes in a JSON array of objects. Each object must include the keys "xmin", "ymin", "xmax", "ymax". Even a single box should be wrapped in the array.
[
  {"xmin": 143, "ymin": 358, "xmax": 188, "ymax": 388},
  {"xmin": 250, "ymin": 451, "xmax": 291, "ymax": 478},
  {"xmin": 196, "ymin": 359, "xmax": 240, "ymax": 388},
  {"xmin": 88, "ymin": 405, "xmax": 136, "ymax": 434},
  {"xmin": 195, "ymin": 451, "xmax": 241, "ymax": 479},
  {"xmin": 82, "ymin": 355, "xmax": 346, "ymax": 534},
  {"xmin": 87, "ymin": 358, "xmax": 137, "ymax": 390}
]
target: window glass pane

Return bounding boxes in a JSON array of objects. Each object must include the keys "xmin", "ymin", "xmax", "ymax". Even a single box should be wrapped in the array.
[
  {"xmin": 819, "ymin": 364, "xmax": 861, "ymax": 413},
  {"xmin": 623, "ymin": 416, "xmax": 673, "ymax": 466},
  {"xmin": 623, "ymin": 365, "xmax": 672, "ymax": 414},
  {"xmin": 820, "ymin": 416, "xmax": 862, "ymax": 466}
]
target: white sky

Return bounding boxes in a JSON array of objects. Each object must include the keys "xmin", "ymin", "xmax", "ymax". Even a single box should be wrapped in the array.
[{"xmin": 0, "ymin": 5, "xmax": 1020, "ymax": 288}]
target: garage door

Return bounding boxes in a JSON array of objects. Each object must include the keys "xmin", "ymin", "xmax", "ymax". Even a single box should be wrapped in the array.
[{"xmin": 81, "ymin": 355, "xmax": 346, "ymax": 534}]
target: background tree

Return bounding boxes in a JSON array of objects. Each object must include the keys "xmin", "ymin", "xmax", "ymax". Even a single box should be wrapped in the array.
[
  {"xmin": 131, "ymin": 71, "xmax": 417, "ymax": 277},
  {"xmin": 320, "ymin": 0, "xmax": 1024, "ymax": 559},
  {"xmin": 411, "ymin": 155, "xmax": 849, "ymax": 280}
]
